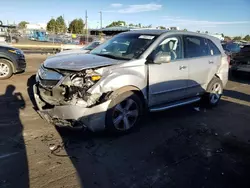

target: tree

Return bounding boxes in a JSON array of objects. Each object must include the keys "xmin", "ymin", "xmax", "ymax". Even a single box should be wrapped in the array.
[
  {"xmin": 224, "ymin": 36, "xmax": 231, "ymax": 41},
  {"xmin": 55, "ymin": 16, "xmax": 67, "ymax": 33},
  {"xmin": 18, "ymin": 21, "xmax": 29, "ymax": 29},
  {"xmin": 221, "ymin": 33, "xmax": 224, "ymax": 37},
  {"xmin": 128, "ymin": 23, "xmax": 143, "ymax": 28},
  {"xmin": 68, "ymin": 19, "xmax": 85, "ymax": 34},
  {"xmin": 233, "ymin": 36, "xmax": 242, "ymax": 41},
  {"xmin": 106, "ymin": 20, "xmax": 126, "ymax": 27},
  {"xmin": 243, "ymin": 35, "xmax": 250, "ymax": 41},
  {"xmin": 205, "ymin": 31, "xmax": 208, "ymax": 34},
  {"xmin": 158, "ymin": 26, "xmax": 166, "ymax": 29},
  {"xmin": 46, "ymin": 18, "xmax": 56, "ymax": 33},
  {"xmin": 183, "ymin": 28, "xmax": 188, "ymax": 31}
]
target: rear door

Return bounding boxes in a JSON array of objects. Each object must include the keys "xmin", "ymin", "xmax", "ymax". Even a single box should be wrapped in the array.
[{"xmin": 183, "ymin": 35, "xmax": 219, "ymax": 97}]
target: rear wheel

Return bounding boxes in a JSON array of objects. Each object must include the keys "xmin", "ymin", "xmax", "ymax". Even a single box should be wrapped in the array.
[
  {"xmin": 0, "ymin": 59, "xmax": 13, "ymax": 80},
  {"xmin": 202, "ymin": 77, "xmax": 223, "ymax": 107},
  {"xmin": 106, "ymin": 91, "xmax": 143, "ymax": 133}
]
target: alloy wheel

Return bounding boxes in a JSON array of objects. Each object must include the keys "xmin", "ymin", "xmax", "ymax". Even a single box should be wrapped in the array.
[
  {"xmin": 112, "ymin": 98, "xmax": 139, "ymax": 131},
  {"xmin": 0, "ymin": 62, "xmax": 10, "ymax": 78},
  {"xmin": 209, "ymin": 82, "xmax": 222, "ymax": 104}
]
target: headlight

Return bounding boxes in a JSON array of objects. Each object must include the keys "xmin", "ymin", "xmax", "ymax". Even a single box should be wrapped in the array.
[
  {"xmin": 8, "ymin": 49, "xmax": 23, "ymax": 55},
  {"xmin": 86, "ymin": 69, "xmax": 102, "ymax": 82}
]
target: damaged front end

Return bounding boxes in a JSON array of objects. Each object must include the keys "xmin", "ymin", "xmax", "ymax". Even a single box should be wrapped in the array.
[{"xmin": 33, "ymin": 65, "xmax": 111, "ymax": 131}]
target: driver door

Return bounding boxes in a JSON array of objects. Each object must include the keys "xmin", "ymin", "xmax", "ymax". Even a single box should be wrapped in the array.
[{"xmin": 148, "ymin": 35, "xmax": 189, "ymax": 106}]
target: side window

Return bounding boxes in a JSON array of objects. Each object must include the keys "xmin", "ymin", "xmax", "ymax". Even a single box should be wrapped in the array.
[
  {"xmin": 207, "ymin": 39, "xmax": 221, "ymax": 55},
  {"xmin": 152, "ymin": 36, "xmax": 183, "ymax": 61},
  {"xmin": 184, "ymin": 36, "xmax": 210, "ymax": 58}
]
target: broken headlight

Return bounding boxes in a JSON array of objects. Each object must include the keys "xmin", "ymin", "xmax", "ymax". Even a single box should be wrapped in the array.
[{"xmin": 86, "ymin": 69, "xmax": 102, "ymax": 82}]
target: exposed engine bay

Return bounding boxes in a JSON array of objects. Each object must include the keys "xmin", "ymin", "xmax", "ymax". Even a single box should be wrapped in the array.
[{"xmin": 36, "ymin": 66, "xmax": 107, "ymax": 109}]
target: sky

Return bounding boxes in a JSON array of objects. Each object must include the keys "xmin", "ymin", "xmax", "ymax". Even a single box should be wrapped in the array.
[{"xmin": 0, "ymin": 0, "xmax": 249, "ymax": 36}]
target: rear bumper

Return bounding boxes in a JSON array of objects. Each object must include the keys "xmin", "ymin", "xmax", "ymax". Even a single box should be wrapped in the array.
[{"xmin": 33, "ymin": 84, "xmax": 111, "ymax": 132}]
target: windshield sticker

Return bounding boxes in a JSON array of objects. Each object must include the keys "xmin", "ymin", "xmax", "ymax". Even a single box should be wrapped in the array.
[{"xmin": 139, "ymin": 35, "xmax": 155, "ymax": 40}]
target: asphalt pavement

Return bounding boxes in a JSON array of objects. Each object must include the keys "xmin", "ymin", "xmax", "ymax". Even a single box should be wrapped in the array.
[{"xmin": 0, "ymin": 55, "xmax": 250, "ymax": 188}]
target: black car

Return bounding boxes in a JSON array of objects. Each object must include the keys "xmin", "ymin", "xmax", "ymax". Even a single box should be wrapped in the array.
[
  {"xmin": 0, "ymin": 45, "xmax": 26, "ymax": 79},
  {"xmin": 231, "ymin": 45, "xmax": 250, "ymax": 75}
]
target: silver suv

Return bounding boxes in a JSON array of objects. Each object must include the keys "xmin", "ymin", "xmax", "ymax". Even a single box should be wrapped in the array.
[{"xmin": 33, "ymin": 30, "xmax": 229, "ymax": 133}]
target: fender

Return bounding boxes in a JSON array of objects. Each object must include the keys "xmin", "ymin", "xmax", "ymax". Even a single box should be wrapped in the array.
[{"xmin": 88, "ymin": 64, "xmax": 148, "ymax": 101}]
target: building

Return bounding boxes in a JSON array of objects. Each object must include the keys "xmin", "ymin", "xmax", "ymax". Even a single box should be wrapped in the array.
[{"xmin": 26, "ymin": 23, "xmax": 46, "ymax": 30}]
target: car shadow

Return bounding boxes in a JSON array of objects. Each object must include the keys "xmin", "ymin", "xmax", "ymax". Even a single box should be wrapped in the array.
[
  {"xmin": 53, "ymin": 99, "xmax": 250, "ymax": 188},
  {"xmin": 27, "ymin": 74, "xmax": 38, "ymax": 110},
  {"xmin": 0, "ymin": 85, "xmax": 29, "ymax": 187}
]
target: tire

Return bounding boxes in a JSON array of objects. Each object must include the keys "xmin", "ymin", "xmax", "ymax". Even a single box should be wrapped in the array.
[
  {"xmin": 202, "ymin": 77, "xmax": 223, "ymax": 107},
  {"xmin": 106, "ymin": 91, "xmax": 143, "ymax": 133},
  {"xmin": 0, "ymin": 59, "xmax": 13, "ymax": 80}
]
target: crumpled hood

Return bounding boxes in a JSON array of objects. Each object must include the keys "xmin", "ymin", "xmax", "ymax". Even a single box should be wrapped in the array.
[
  {"xmin": 55, "ymin": 49, "xmax": 90, "ymax": 56},
  {"xmin": 44, "ymin": 53, "xmax": 120, "ymax": 71}
]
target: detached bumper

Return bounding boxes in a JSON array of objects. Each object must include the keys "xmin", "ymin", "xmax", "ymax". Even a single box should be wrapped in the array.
[{"xmin": 33, "ymin": 84, "xmax": 111, "ymax": 132}]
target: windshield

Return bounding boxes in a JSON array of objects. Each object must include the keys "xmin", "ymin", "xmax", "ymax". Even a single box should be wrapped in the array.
[
  {"xmin": 90, "ymin": 33, "xmax": 158, "ymax": 60},
  {"xmin": 225, "ymin": 43, "xmax": 241, "ymax": 53},
  {"xmin": 82, "ymin": 41, "xmax": 100, "ymax": 50}
]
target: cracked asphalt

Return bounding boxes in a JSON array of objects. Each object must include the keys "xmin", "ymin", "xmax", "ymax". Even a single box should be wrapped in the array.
[{"xmin": 0, "ymin": 55, "xmax": 250, "ymax": 188}]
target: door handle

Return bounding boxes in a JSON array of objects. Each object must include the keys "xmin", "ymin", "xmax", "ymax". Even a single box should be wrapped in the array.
[
  {"xmin": 179, "ymin": 65, "xmax": 187, "ymax": 70},
  {"xmin": 209, "ymin": 60, "xmax": 214, "ymax": 64}
]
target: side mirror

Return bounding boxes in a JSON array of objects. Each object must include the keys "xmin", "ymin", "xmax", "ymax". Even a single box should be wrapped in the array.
[{"xmin": 154, "ymin": 52, "xmax": 171, "ymax": 64}]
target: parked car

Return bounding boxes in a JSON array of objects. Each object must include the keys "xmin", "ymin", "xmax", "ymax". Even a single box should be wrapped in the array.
[
  {"xmin": 56, "ymin": 41, "xmax": 102, "ymax": 56},
  {"xmin": 231, "ymin": 45, "xmax": 250, "ymax": 75},
  {"xmin": 0, "ymin": 45, "xmax": 26, "ymax": 79},
  {"xmin": 33, "ymin": 30, "xmax": 229, "ymax": 133}
]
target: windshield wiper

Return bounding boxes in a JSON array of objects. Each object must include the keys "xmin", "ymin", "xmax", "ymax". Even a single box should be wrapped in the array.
[{"xmin": 93, "ymin": 53, "xmax": 130, "ymax": 60}]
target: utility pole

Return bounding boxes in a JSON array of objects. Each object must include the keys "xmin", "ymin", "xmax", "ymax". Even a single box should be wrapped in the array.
[
  {"xmin": 99, "ymin": 11, "xmax": 102, "ymax": 29},
  {"xmin": 85, "ymin": 10, "xmax": 88, "ymax": 44}
]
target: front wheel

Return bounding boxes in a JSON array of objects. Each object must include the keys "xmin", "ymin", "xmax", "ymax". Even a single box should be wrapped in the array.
[
  {"xmin": 106, "ymin": 91, "xmax": 143, "ymax": 133},
  {"xmin": 0, "ymin": 59, "xmax": 13, "ymax": 80},
  {"xmin": 202, "ymin": 77, "xmax": 223, "ymax": 107}
]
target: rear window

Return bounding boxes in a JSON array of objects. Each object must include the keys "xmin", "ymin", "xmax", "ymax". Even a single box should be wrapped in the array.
[
  {"xmin": 207, "ymin": 39, "xmax": 221, "ymax": 55},
  {"xmin": 183, "ymin": 36, "xmax": 210, "ymax": 58}
]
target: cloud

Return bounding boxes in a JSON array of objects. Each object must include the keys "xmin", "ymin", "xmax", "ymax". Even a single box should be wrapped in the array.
[
  {"xmin": 162, "ymin": 16, "xmax": 250, "ymax": 27},
  {"xmin": 105, "ymin": 3, "xmax": 162, "ymax": 13},
  {"xmin": 111, "ymin": 3, "xmax": 123, "ymax": 7}
]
